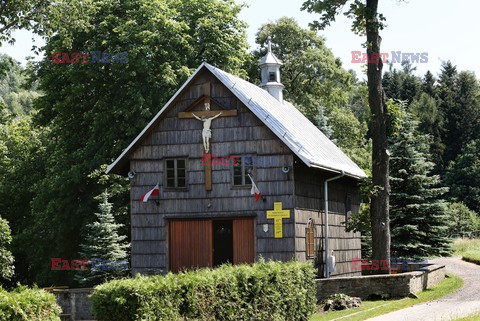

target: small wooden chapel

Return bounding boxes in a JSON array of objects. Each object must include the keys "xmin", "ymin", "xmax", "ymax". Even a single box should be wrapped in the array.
[{"xmin": 107, "ymin": 42, "xmax": 367, "ymax": 278}]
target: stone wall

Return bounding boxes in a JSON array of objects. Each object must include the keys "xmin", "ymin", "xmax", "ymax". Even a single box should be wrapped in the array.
[
  {"xmin": 408, "ymin": 264, "xmax": 446, "ymax": 294},
  {"xmin": 50, "ymin": 289, "xmax": 94, "ymax": 321},
  {"xmin": 316, "ymin": 264, "xmax": 445, "ymax": 301}
]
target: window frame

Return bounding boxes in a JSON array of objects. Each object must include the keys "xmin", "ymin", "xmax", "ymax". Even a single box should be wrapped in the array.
[
  {"xmin": 231, "ymin": 155, "xmax": 255, "ymax": 188},
  {"xmin": 164, "ymin": 158, "xmax": 188, "ymax": 190},
  {"xmin": 305, "ymin": 218, "xmax": 315, "ymax": 259},
  {"xmin": 268, "ymin": 72, "xmax": 277, "ymax": 82}
]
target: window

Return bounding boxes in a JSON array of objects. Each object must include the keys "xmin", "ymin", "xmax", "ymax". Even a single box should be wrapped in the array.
[
  {"xmin": 306, "ymin": 218, "xmax": 315, "ymax": 259},
  {"xmin": 269, "ymin": 72, "xmax": 277, "ymax": 82},
  {"xmin": 232, "ymin": 155, "xmax": 253, "ymax": 186},
  {"xmin": 165, "ymin": 159, "xmax": 187, "ymax": 189}
]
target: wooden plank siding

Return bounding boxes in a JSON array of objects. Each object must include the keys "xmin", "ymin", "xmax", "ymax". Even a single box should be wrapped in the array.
[
  {"xmin": 293, "ymin": 159, "xmax": 362, "ymax": 277},
  {"xmin": 129, "ymin": 70, "xmax": 296, "ymax": 275}
]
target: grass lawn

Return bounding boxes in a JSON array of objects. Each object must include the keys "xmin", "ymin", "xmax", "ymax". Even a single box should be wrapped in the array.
[
  {"xmin": 310, "ymin": 273, "xmax": 463, "ymax": 321},
  {"xmin": 452, "ymin": 238, "xmax": 480, "ymax": 265}
]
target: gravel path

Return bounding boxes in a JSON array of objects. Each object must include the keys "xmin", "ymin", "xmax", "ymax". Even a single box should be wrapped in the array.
[{"xmin": 366, "ymin": 256, "xmax": 480, "ymax": 321}]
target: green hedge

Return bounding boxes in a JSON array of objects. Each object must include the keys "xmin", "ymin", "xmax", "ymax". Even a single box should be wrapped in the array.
[
  {"xmin": 91, "ymin": 260, "xmax": 317, "ymax": 321},
  {"xmin": 0, "ymin": 286, "xmax": 61, "ymax": 321}
]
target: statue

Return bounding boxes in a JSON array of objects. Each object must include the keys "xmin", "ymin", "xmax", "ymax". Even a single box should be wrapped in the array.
[{"xmin": 192, "ymin": 112, "xmax": 223, "ymax": 153}]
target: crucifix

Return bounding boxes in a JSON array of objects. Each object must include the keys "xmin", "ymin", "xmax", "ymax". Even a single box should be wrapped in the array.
[
  {"xmin": 177, "ymin": 82, "xmax": 237, "ymax": 191},
  {"xmin": 192, "ymin": 112, "xmax": 222, "ymax": 154}
]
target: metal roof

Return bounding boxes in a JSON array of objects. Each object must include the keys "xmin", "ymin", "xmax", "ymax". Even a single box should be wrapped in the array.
[
  {"xmin": 259, "ymin": 51, "xmax": 282, "ymax": 65},
  {"xmin": 107, "ymin": 62, "xmax": 367, "ymax": 179}
]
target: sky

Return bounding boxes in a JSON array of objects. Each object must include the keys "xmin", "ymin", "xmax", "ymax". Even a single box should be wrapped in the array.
[
  {"xmin": 1, "ymin": 0, "xmax": 479, "ymax": 80},
  {"xmin": 238, "ymin": 0, "xmax": 480, "ymax": 79}
]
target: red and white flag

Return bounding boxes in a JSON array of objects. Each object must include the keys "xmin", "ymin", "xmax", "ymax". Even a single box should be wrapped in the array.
[
  {"xmin": 248, "ymin": 175, "xmax": 262, "ymax": 202},
  {"xmin": 140, "ymin": 183, "xmax": 160, "ymax": 202}
]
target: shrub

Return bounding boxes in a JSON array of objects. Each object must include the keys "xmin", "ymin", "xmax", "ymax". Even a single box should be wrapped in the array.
[
  {"xmin": 91, "ymin": 260, "xmax": 317, "ymax": 321},
  {"xmin": 447, "ymin": 203, "xmax": 480, "ymax": 237},
  {"xmin": 322, "ymin": 293, "xmax": 361, "ymax": 311},
  {"xmin": 0, "ymin": 286, "xmax": 61, "ymax": 321}
]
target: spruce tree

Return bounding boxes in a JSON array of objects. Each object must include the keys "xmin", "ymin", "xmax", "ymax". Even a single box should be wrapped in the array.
[
  {"xmin": 410, "ymin": 92, "xmax": 445, "ymax": 172},
  {"xmin": 437, "ymin": 61, "xmax": 458, "ymax": 166},
  {"xmin": 314, "ymin": 105, "xmax": 334, "ymax": 140},
  {"xmin": 421, "ymin": 71, "xmax": 437, "ymax": 98},
  {"xmin": 74, "ymin": 191, "xmax": 129, "ymax": 286},
  {"xmin": 390, "ymin": 112, "xmax": 451, "ymax": 259}
]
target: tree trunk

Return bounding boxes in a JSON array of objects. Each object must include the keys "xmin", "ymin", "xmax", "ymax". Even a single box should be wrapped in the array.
[{"xmin": 366, "ymin": 0, "xmax": 391, "ymax": 274}]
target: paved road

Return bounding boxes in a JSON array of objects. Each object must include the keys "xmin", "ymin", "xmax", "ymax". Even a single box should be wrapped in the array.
[{"xmin": 366, "ymin": 257, "xmax": 480, "ymax": 321}]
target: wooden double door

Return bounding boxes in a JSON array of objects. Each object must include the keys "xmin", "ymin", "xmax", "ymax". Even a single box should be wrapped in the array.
[{"xmin": 169, "ymin": 218, "xmax": 255, "ymax": 273}]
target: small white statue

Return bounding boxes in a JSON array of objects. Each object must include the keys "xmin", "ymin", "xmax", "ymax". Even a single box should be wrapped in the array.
[
  {"xmin": 328, "ymin": 250, "xmax": 336, "ymax": 274},
  {"xmin": 192, "ymin": 112, "xmax": 223, "ymax": 153}
]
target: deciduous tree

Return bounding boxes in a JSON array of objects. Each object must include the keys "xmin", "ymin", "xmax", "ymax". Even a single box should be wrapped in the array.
[
  {"xmin": 250, "ymin": 17, "xmax": 371, "ymax": 171},
  {"xmin": 302, "ymin": 0, "xmax": 391, "ymax": 273},
  {"xmin": 0, "ymin": 103, "xmax": 46, "ymax": 284},
  {"xmin": 0, "ymin": 0, "xmax": 92, "ymax": 51},
  {"xmin": 446, "ymin": 202, "xmax": 479, "ymax": 237},
  {"xmin": 0, "ymin": 215, "xmax": 14, "ymax": 282},
  {"xmin": 249, "ymin": 17, "xmax": 352, "ymax": 120},
  {"xmin": 0, "ymin": 55, "xmax": 40, "ymax": 115},
  {"xmin": 28, "ymin": 0, "xmax": 250, "ymax": 286}
]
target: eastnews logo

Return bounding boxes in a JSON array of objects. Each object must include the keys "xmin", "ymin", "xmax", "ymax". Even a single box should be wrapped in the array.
[
  {"xmin": 51, "ymin": 51, "xmax": 128, "ymax": 63},
  {"xmin": 352, "ymin": 258, "xmax": 429, "ymax": 271},
  {"xmin": 201, "ymin": 154, "xmax": 280, "ymax": 167},
  {"xmin": 351, "ymin": 51, "xmax": 428, "ymax": 64}
]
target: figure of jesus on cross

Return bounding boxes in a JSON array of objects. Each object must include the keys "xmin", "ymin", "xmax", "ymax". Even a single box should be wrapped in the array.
[
  {"xmin": 192, "ymin": 112, "xmax": 222, "ymax": 153},
  {"xmin": 177, "ymin": 91, "xmax": 237, "ymax": 191}
]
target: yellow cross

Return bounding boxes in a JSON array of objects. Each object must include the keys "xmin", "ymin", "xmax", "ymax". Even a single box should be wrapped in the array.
[{"xmin": 266, "ymin": 202, "xmax": 290, "ymax": 238}]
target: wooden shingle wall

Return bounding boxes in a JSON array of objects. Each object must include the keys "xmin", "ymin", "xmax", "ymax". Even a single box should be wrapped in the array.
[{"xmin": 293, "ymin": 158, "xmax": 362, "ymax": 277}]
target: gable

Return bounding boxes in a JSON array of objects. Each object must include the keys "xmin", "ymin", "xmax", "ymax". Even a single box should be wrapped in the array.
[
  {"xmin": 107, "ymin": 63, "xmax": 366, "ymax": 180},
  {"xmin": 134, "ymin": 69, "xmax": 288, "ymax": 155}
]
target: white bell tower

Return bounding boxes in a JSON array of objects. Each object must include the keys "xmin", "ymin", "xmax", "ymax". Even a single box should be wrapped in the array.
[{"xmin": 259, "ymin": 36, "xmax": 284, "ymax": 103}]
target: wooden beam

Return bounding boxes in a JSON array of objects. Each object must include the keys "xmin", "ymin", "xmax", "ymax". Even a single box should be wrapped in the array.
[
  {"xmin": 184, "ymin": 95, "xmax": 207, "ymax": 112},
  {"xmin": 178, "ymin": 109, "xmax": 238, "ymax": 119},
  {"xmin": 205, "ymin": 163, "xmax": 212, "ymax": 191}
]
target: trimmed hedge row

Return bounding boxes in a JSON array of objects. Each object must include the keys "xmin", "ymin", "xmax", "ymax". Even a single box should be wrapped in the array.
[
  {"xmin": 91, "ymin": 260, "xmax": 317, "ymax": 321},
  {"xmin": 0, "ymin": 286, "xmax": 61, "ymax": 321}
]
